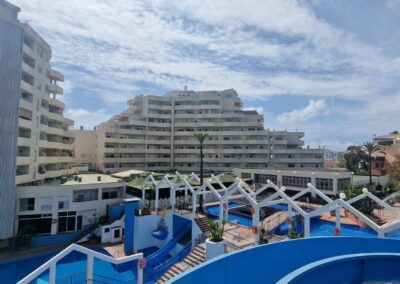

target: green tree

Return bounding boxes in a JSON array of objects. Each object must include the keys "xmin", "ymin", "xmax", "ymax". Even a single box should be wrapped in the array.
[
  {"xmin": 344, "ymin": 146, "xmax": 368, "ymax": 173},
  {"xmin": 194, "ymin": 132, "xmax": 208, "ymax": 211},
  {"xmin": 344, "ymin": 185, "xmax": 376, "ymax": 217},
  {"xmin": 362, "ymin": 142, "xmax": 381, "ymax": 185}
]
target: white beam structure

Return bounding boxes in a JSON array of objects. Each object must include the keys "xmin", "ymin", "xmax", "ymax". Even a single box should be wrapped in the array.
[{"xmin": 17, "ymin": 244, "xmax": 144, "ymax": 284}]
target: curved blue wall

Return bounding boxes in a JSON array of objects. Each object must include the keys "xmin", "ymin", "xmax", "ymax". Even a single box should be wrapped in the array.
[{"xmin": 169, "ymin": 237, "xmax": 400, "ymax": 284}]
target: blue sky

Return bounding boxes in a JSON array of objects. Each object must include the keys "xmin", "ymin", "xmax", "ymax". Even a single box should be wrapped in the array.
[{"xmin": 13, "ymin": 0, "xmax": 400, "ymax": 151}]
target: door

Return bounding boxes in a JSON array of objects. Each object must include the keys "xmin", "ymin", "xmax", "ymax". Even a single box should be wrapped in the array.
[{"xmin": 111, "ymin": 228, "xmax": 122, "ymax": 243}]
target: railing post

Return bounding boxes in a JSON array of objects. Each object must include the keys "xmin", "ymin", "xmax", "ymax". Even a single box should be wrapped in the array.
[
  {"xmin": 137, "ymin": 263, "xmax": 143, "ymax": 284},
  {"xmin": 87, "ymin": 254, "xmax": 94, "ymax": 283},
  {"xmin": 49, "ymin": 263, "xmax": 56, "ymax": 283}
]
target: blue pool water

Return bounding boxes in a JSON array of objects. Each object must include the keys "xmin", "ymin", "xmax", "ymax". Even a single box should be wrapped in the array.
[
  {"xmin": 273, "ymin": 216, "xmax": 378, "ymax": 238},
  {"xmin": 206, "ymin": 203, "xmax": 254, "ymax": 227}
]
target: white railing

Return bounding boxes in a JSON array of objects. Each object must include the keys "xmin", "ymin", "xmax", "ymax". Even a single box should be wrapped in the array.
[{"xmin": 17, "ymin": 244, "xmax": 144, "ymax": 284}]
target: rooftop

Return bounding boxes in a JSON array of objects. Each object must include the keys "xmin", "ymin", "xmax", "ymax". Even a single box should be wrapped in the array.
[
  {"xmin": 63, "ymin": 174, "xmax": 123, "ymax": 185},
  {"xmin": 111, "ymin": 169, "xmax": 147, "ymax": 179}
]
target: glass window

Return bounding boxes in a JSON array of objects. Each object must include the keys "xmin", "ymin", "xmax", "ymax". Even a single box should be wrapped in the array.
[
  {"xmin": 282, "ymin": 176, "xmax": 311, "ymax": 188},
  {"xmin": 73, "ymin": 189, "xmax": 98, "ymax": 202},
  {"xmin": 58, "ymin": 196, "xmax": 69, "ymax": 209},
  {"xmin": 20, "ymin": 198, "xmax": 35, "ymax": 211},
  {"xmin": 255, "ymin": 174, "xmax": 277, "ymax": 184},
  {"xmin": 102, "ymin": 187, "xmax": 122, "ymax": 200},
  {"xmin": 316, "ymin": 178, "xmax": 334, "ymax": 191},
  {"xmin": 40, "ymin": 197, "xmax": 52, "ymax": 211}
]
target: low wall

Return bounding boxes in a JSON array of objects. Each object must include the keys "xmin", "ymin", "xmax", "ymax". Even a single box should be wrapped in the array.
[{"xmin": 30, "ymin": 228, "xmax": 87, "ymax": 248}]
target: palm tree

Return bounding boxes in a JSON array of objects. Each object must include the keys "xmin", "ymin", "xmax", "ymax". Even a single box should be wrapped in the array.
[
  {"xmin": 194, "ymin": 132, "xmax": 208, "ymax": 211},
  {"xmin": 362, "ymin": 141, "xmax": 381, "ymax": 186}
]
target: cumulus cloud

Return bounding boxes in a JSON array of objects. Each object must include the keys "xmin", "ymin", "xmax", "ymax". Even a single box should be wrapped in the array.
[{"xmin": 277, "ymin": 99, "xmax": 327, "ymax": 124}]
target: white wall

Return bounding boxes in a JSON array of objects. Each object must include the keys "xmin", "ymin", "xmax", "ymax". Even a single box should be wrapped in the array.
[{"xmin": 133, "ymin": 213, "xmax": 173, "ymax": 252}]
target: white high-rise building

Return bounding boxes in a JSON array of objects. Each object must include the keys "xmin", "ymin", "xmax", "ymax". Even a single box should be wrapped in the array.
[
  {"xmin": 16, "ymin": 22, "xmax": 75, "ymax": 185},
  {"xmin": 93, "ymin": 89, "xmax": 324, "ymax": 173}
]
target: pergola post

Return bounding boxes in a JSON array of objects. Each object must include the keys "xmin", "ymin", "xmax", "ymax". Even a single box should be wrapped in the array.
[
  {"xmin": 141, "ymin": 188, "xmax": 145, "ymax": 208},
  {"xmin": 219, "ymin": 201, "xmax": 224, "ymax": 224},
  {"xmin": 171, "ymin": 187, "xmax": 176, "ymax": 212},
  {"xmin": 224, "ymin": 201, "xmax": 229, "ymax": 221},
  {"xmin": 304, "ymin": 216, "xmax": 310, "ymax": 238},
  {"xmin": 335, "ymin": 206, "xmax": 341, "ymax": 232},
  {"xmin": 288, "ymin": 204, "xmax": 293, "ymax": 229},
  {"xmin": 155, "ymin": 187, "xmax": 159, "ymax": 214},
  {"xmin": 253, "ymin": 206, "xmax": 260, "ymax": 243},
  {"xmin": 192, "ymin": 195, "xmax": 196, "ymax": 219}
]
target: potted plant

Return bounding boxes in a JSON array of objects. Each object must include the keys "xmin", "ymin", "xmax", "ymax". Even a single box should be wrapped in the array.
[
  {"xmin": 258, "ymin": 226, "xmax": 269, "ymax": 244},
  {"xmin": 205, "ymin": 219, "xmax": 226, "ymax": 260}
]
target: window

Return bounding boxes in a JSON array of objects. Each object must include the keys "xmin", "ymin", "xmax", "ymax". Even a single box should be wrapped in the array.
[
  {"xmin": 58, "ymin": 196, "xmax": 69, "ymax": 209},
  {"xmin": 18, "ymin": 214, "xmax": 52, "ymax": 235},
  {"xmin": 102, "ymin": 187, "xmax": 122, "ymax": 200},
  {"xmin": 241, "ymin": 172, "xmax": 251, "ymax": 179},
  {"xmin": 40, "ymin": 197, "xmax": 52, "ymax": 211},
  {"xmin": 20, "ymin": 198, "xmax": 35, "ymax": 211},
  {"xmin": 316, "ymin": 178, "xmax": 333, "ymax": 191},
  {"xmin": 255, "ymin": 174, "xmax": 277, "ymax": 184},
  {"xmin": 73, "ymin": 189, "xmax": 98, "ymax": 202},
  {"xmin": 338, "ymin": 178, "xmax": 351, "ymax": 192},
  {"xmin": 282, "ymin": 176, "xmax": 311, "ymax": 188},
  {"xmin": 58, "ymin": 211, "xmax": 82, "ymax": 233}
]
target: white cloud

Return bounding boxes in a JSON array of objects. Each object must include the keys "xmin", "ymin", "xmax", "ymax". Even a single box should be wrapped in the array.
[
  {"xmin": 277, "ymin": 99, "xmax": 327, "ymax": 124},
  {"xmin": 65, "ymin": 108, "xmax": 111, "ymax": 130},
  {"xmin": 307, "ymin": 140, "xmax": 355, "ymax": 151}
]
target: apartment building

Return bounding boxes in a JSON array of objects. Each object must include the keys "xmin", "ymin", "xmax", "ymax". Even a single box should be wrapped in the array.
[
  {"xmin": 94, "ymin": 88, "xmax": 324, "ymax": 173},
  {"xmin": 0, "ymin": 0, "xmax": 23, "ymax": 240},
  {"xmin": 16, "ymin": 21, "xmax": 75, "ymax": 185}
]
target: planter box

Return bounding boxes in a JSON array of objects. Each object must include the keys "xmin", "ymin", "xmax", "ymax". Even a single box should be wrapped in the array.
[{"xmin": 205, "ymin": 238, "xmax": 224, "ymax": 261}]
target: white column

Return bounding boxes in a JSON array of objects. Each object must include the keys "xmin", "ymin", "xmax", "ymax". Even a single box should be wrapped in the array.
[
  {"xmin": 137, "ymin": 260, "xmax": 143, "ymax": 284},
  {"xmin": 51, "ymin": 212, "xmax": 58, "ymax": 235},
  {"xmin": 304, "ymin": 217, "xmax": 310, "ymax": 238},
  {"xmin": 155, "ymin": 187, "xmax": 159, "ymax": 214},
  {"xmin": 219, "ymin": 201, "xmax": 224, "ymax": 224},
  {"xmin": 141, "ymin": 189, "xmax": 145, "ymax": 206},
  {"xmin": 171, "ymin": 188, "xmax": 175, "ymax": 211},
  {"xmin": 378, "ymin": 230, "xmax": 384, "ymax": 238},
  {"xmin": 86, "ymin": 254, "xmax": 94, "ymax": 283},
  {"xmin": 288, "ymin": 205, "xmax": 293, "ymax": 230},
  {"xmin": 335, "ymin": 207, "xmax": 340, "ymax": 234},
  {"xmin": 49, "ymin": 262, "xmax": 56, "ymax": 284},
  {"xmin": 224, "ymin": 201, "xmax": 228, "ymax": 221},
  {"xmin": 253, "ymin": 207, "xmax": 260, "ymax": 243},
  {"xmin": 192, "ymin": 195, "xmax": 196, "ymax": 219}
]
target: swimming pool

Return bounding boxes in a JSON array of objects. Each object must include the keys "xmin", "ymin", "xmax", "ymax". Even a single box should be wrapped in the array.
[
  {"xmin": 206, "ymin": 203, "xmax": 255, "ymax": 227},
  {"xmin": 272, "ymin": 216, "xmax": 379, "ymax": 238}
]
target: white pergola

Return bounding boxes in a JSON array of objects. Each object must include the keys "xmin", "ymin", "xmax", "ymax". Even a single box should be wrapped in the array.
[{"xmin": 138, "ymin": 173, "xmax": 400, "ymax": 241}]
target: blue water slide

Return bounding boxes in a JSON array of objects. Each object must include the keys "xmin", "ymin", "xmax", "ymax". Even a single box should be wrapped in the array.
[{"xmin": 145, "ymin": 221, "xmax": 191, "ymax": 268}]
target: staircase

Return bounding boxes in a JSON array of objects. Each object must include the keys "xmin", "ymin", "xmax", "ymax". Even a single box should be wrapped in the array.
[
  {"xmin": 156, "ymin": 244, "xmax": 206, "ymax": 284},
  {"xmin": 195, "ymin": 215, "xmax": 209, "ymax": 233}
]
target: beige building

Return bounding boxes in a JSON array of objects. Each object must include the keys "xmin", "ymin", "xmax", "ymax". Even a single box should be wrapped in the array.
[
  {"xmin": 16, "ymin": 23, "xmax": 75, "ymax": 185},
  {"xmin": 73, "ymin": 129, "xmax": 97, "ymax": 171},
  {"xmin": 91, "ymin": 88, "xmax": 324, "ymax": 173}
]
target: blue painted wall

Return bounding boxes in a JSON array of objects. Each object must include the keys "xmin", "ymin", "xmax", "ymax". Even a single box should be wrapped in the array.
[
  {"xmin": 171, "ymin": 237, "xmax": 400, "ymax": 284},
  {"xmin": 108, "ymin": 204, "xmax": 125, "ymax": 220},
  {"xmin": 30, "ymin": 227, "xmax": 88, "ymax": 248},
  {"xmin": 173, "ymin": 214, "xmax": 191, "ymax": 237},
  {"xmin": 124, "ymin": 198, "xmax": 140, "ymax": 255}
]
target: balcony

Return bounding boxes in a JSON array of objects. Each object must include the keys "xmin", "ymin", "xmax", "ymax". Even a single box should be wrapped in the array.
[
  {"xmin": 47, "ymin": 83, "xmax": 63, "ymax": 95},
  {"xmin": 22, "ymin": 61, "xmax": 36, "ymax": 76},
  {"xmin": 48, "ymin": 68, "xmax": 64, "ymax": 82},
  {"xmin": 21, "ymin": 80, "xmax": 34, "ymax": 94}
]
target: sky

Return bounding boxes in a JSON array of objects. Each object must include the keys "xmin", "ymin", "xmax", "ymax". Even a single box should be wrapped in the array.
[{"xmin": 13, "ymin": 0, "xmax": 400, "ymax": 151}]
